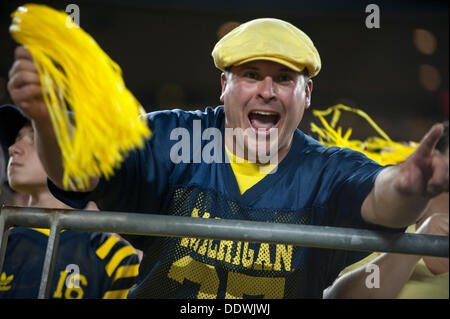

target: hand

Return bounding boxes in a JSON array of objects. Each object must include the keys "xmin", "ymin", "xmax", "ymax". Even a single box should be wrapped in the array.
[
  {"xmin": 416, "ymin": 213, "xmax": 449, "ymax": 236},
  {"xmin": 416, "ymin": 213, "xmax": 449, "ymax": 275},
  {"xmin": 395, "ymin": 124, "xmax": 449, "ymax": 198},
  {"xmin": 7, "ymin": 46, "xmax": 49, "ymax": 121}
]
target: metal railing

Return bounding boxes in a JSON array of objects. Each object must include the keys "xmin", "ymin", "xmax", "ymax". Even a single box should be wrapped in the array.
[{"xmin": 0, "ymin": 206, "xmax": 448, "ymax": 299}]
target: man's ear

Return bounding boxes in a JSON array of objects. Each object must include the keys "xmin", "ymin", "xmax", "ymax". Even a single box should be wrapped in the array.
[
  {"xmin": 304, "ymin": 79, "xmax": 313, "ymax": 109},
  {"xmin": 220, "ymin": 72, "xmax": 227, "ymax": 102}
]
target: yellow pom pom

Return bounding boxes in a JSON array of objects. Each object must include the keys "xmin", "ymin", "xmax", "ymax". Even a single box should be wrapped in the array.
[
  {"xmin": 310, "ymin": 104, "xmax": 418, "ymax": 165},
  {"xmin": 9, "ymin": 4, "xmax": 151, "ymax": 191}
]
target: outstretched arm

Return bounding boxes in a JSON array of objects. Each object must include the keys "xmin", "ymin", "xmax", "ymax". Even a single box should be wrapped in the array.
[
  {"xmin": 324, "ymin": 213, "xmax": 449, "ymax": 299},
  {"xmin": 361, "ymin": 124, "xmax": 449, "ymax": 228},
  {"xmin": 323, "ymin": 252, "xmax": 421, "ymax": 299}
]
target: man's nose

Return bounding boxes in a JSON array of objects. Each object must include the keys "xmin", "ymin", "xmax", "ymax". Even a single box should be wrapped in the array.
[{"xmin": 257, "ymin": 76, "xmax": 276, "ymax": 102}]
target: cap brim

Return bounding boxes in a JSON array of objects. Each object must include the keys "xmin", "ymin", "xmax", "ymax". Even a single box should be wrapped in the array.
[
  {"xmin": 233, "ymin": 56, "xmax": 305, "ymax": 73},
  {"xmin": 0, "ymin": 104, "xmax": 29, "ymax": 152}
]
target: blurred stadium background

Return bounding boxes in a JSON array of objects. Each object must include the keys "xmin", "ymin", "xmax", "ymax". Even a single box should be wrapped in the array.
[{"xmin": 0, "ymin": 0, "xmax": 448, "ymax": 142}]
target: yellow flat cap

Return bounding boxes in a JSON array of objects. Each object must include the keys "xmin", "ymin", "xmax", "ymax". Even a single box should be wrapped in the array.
[{"xmin": 212, "ymin": 18, "xmax": 321, "ymax": 77}]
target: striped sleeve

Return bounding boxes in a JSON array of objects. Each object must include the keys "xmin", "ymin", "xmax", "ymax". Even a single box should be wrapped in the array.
[{"xmin": 94, "ymin": 234, "xmax": 140, "ymax": 299}]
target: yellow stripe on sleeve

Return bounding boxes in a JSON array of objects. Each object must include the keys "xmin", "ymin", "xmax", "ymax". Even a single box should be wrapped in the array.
[
  {"xmin": 96, "ymin": 235, "xmax": 120, "ymax": 260},
  {"xmin": 113, "ymin": 264, "xmax": 139, "ymax": 283},
  {"xmin": 105, "ymin": 246, "xmax": 136, "ymax": 277},
  {"xmin": 102, "ymin": 287, "xmax": 134, "ymax": 299}
]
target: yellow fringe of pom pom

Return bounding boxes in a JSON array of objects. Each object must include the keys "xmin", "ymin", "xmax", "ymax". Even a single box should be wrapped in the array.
[
  {"xmin": 9, "ymin": 4, "xmax": 151, "ymax": 191},
  {"xmin": 310, "ymin": 104, "xmax": 418, "ymax": 165}
]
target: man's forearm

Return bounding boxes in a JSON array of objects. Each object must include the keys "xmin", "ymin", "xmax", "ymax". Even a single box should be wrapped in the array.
[
  {"xmin": 324, "ymin": 252, "xmax": 421, "ymax": 299},
  {"xmin": 33, "ymin": 118, "xmax": 100, "ymax": 192},
  {"xmin": 33, "ymin": 119, "xmax": 66, "ymax": 189}
]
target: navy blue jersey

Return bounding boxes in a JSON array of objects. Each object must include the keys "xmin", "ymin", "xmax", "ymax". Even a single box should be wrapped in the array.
[
  {"xmin": 0, "ymin": 228, "xmax": 139, "ymax": 299},
  {"xmin": 49, "ymin": 106, "xmax": 401, "ymax": 298}
]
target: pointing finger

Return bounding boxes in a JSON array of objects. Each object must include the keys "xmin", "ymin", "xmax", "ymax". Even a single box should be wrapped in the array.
[{"xmin": 414, "ymin": 124, "xmax": 444, "ymax": 159}]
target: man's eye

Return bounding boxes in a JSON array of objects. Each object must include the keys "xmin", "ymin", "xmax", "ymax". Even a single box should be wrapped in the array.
[
  {"xmin": 244, "ymin": 72, "xmax": 258, "ymax": 80},
  {"xmin": 278, "ymin": 75, "xmax": 293, "ymax": 83}
]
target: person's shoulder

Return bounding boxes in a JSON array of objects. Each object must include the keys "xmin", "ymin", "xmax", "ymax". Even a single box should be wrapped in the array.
[
  {"xmin": 293, "ymin": 129, "xmax": 336, "ymax": 156},
  {"xmin": 87, "ymin": 232, "xmax": 137, "ymax": 256},
  {"xmin": 8, "ymin": 227, "xmax": 48, "ymax": 240},
  {"xmin": 293, "ymin": 130, "xmax": 380, "ymax": 165},
  {"xmin": 58, "ymin": 231, "xmax": 138, "ymax": 261},
  {"xmin": 145, "ymin": 105, "xmax": 224, "ymax": 125},
  {"xmin": 52, "ymin": 230, "xmax": 118, "ymax": 250},
  {"xmin": 142, "ymin": 106, "xmax": 224, "ymax": 144}
]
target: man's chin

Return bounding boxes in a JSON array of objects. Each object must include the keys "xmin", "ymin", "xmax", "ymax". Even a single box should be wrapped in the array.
[{"xmin": 239, "ymin": 142, "xmax": 279, "ymax": 165}]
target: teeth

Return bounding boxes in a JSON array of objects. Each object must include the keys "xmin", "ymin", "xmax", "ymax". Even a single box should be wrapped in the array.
[{"xmin": 251, "ymin": 111, "xmax": 278, "ymax": 116}]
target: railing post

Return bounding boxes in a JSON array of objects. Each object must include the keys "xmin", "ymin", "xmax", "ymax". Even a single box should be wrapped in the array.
[
  {"xmin": 37, "ymin": 213, "xmax": 62, "ymax": 299},
  {"xmin": 0, "ymin": 210, "xmax": 10, "ymax": 276}
]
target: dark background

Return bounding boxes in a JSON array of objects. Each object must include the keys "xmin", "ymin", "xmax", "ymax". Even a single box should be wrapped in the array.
[{"xmin": 0, "ymin": 0, "xmax": 448, "ymax": 141}]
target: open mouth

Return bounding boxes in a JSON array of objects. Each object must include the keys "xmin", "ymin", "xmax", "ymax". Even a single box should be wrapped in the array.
[{"xmin": 248, "ymin": 110, "xmax": 280, "ymax": 131}]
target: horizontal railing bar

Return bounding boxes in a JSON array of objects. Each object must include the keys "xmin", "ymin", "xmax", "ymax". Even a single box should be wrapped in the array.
[{"xmin": 0, "ymin": 206, "xmax": 448, "ymax": 258}]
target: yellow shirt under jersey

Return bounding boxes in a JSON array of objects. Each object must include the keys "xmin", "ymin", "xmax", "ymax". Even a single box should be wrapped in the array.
[{"xmin": 225, "ymin": 145, "xmax": 277, "ymax": 195}]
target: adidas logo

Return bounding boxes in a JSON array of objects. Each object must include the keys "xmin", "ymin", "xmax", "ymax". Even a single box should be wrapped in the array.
[{"xmin": 0, "ymin": 272, "xmax": 13, "ymax": 291}]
